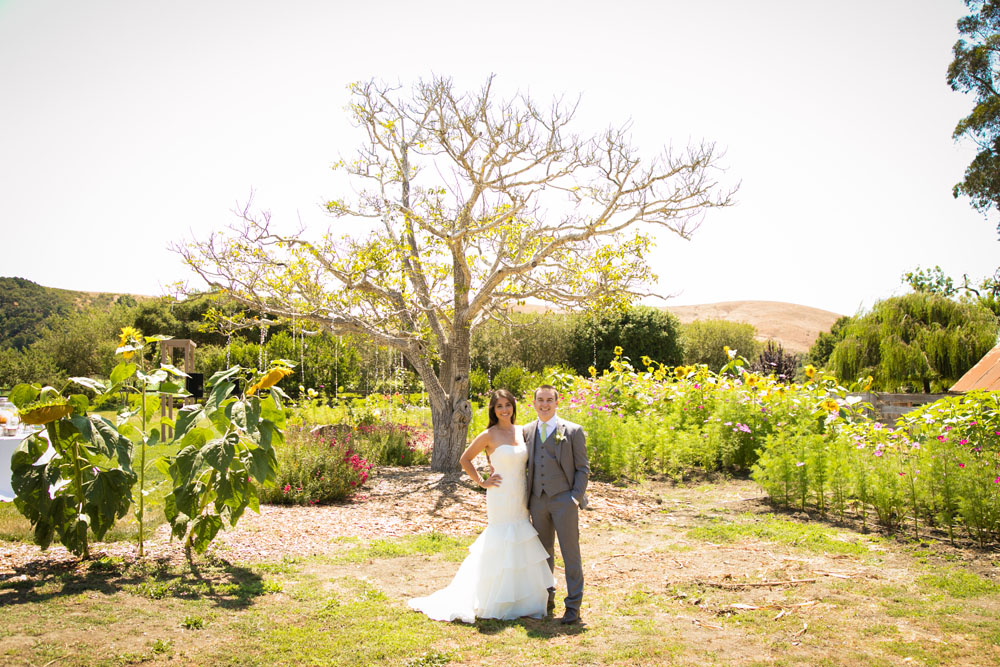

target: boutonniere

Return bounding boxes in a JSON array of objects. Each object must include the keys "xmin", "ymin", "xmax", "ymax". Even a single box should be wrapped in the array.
[{"xmin": 554, "ymin": 425, "xmax": 567, "ymax": 445}]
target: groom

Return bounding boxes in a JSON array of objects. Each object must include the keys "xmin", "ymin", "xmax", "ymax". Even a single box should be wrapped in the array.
[{"xmin": 525, "ymin": 384, "xmax": 589, "ymax": 625}]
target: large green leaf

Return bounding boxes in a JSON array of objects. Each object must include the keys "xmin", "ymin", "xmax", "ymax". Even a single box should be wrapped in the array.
[
  {"xmin": 110, "ymin": 362, "xmax": 137, "ymax": 386},
  {"xmin": 189, "ymin": 514, "xmax": 223, "ymax": 554},
  {"xmin": 201, "ymin": 433, "xmax": 237, "ymax": 473},
  {"xmin": 248, "ymin": 444, "xmax": 278, "ymax": 485},
  {"xmin": 67, "ymin": 393, "xmax": 90, "ymax": 416},
  {"xmin": 172, "ymin": 404, "xmax": 204, "ymax": 442},
  {"xmin": 85, "ymin": 468, "xmax": 135, "ymax": 539},
  {"xmin": 8, "ymin": 383, "xmax": 40, "ymax": 409},
  {"xmin": 69, "ymin": 377, "xmax": 107, "ymax": 394}
]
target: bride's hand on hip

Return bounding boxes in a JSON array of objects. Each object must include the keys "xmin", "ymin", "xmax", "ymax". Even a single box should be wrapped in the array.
[{"xmin": 482, "ymin": 473, "xmax": 502, "ymax": 488}]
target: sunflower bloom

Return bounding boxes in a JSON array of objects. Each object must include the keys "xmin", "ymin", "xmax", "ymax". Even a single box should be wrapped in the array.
[
  {"xmin": 613, "ymin": 345, "xmax": 624, "ymax": 357},
  {"xmin": 248, "ymin": 366, "xmax": 294, "ymax": 396},
  {"xmin": 117, "ymin": 326, "xmax": 144, "ymax": 360},
  {"xmin": 19, "ymin": 402, "xmax": 73, "ymax": 425},
  {"xmin": 804, "ymin": 365, "xmax": 817, "ymax": 380},
  {"xmin": 821, "ymin": 399, "xmax": 839, "ymax": 413}
]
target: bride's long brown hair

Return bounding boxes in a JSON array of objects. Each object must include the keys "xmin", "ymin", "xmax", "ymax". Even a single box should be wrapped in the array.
[{"xmin": 487, "ymin": 389, "xmax": 518, "ymax": 429}]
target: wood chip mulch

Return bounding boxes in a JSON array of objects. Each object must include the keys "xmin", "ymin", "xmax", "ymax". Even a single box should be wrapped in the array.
[{"xmin": 0, "ymin": 467, "xmax": 661, "ymax": 576}]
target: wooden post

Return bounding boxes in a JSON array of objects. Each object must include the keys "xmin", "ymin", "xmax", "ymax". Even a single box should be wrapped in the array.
[{"xmin": 160, "ymin": 339, "xmax": 196, "ymax": 440}]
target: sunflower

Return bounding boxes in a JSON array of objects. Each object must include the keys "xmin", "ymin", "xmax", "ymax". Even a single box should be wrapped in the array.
[
  {"xmin": 804, "ymin": 365, "xmax": 817, "ymax": 380},
  {"xmin": 247, "ymin": 366, "xmax": 294, "ymax": 396},
  {"xmin": 821, "ymin": 399, "xmax": 839, "ymax": 413},
  {"xmin": 117, "ymin": 326, "xmax": 144, "ymax": 360},
  {"xmin": 613, "ymin": 345, "xmax": 624, "ymax": 357}
]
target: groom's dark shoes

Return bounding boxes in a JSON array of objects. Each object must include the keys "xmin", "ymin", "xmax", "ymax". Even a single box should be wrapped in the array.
[{"xmin": 559, "ymin": 608, "xmax": 581, "ymax": 625}]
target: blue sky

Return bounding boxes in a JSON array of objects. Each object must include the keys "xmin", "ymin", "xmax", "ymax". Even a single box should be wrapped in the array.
[{"xmin": 0, "ymin": 0, "xmax": 996, "ymax": 316}]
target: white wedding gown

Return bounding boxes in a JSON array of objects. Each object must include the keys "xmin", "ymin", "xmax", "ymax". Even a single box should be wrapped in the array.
[{"xmin": 408, "ymin": 438, "xmax": 554, "ymax": 623}]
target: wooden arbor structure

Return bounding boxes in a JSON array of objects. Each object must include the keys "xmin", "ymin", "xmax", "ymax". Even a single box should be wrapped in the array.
[{"xmin": 160, "ymin": 339, "xmax": 197, "ymax": 439}]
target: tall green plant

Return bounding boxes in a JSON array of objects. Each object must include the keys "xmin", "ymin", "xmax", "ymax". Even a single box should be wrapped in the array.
[
  {"xmin": 163, "ymin": 362, "xmax": 289, "ymax": 561},
  {"xmin": 8, "ymin": 384, "xmax": 136, "ymax": 559}
]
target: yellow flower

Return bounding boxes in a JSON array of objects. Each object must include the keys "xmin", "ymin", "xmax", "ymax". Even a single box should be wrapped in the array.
[
  {"xmin": 674, "ymin": 366, "xmax": 687, "ymax": 379},
  {"xmin": 613, "ymin": 346, "xmax": 624, "ymax": 357},
  {"xmin": 862, "ymin": 375, "xmax": 873, "ymax": 391},
  {"xmin": 247, "ymin": 366, "xmax": 294, "ymax": 396},
  {"xmin": 804, "ymin": 365, "xmax": 817, "ymax": 380},
  {"xmin": 588, "ymin": 365, "xmax": 597, "ymax": 378},
  {"xmin": 821, "ymin": 399, "xmax": 839, "ymax": 413},
  {"xmin": 744, "ymin": 373, "xmax": 759, "ymax": 387},
  {"xmin": 117, "ymin": 326, "xmax": 144, "ymax": 360},
  {"xmin": 641, "ymin": 355, "xmax": 652, "ymax": 367},
  {"xmin": 19, "ymin": 402, "xmax": 73, "ymax": 425}
]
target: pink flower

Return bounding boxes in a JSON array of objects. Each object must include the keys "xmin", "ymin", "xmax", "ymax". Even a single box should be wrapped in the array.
[
  {"xmin": 937, "ymin": 435, "xmax": 948, "ymax": 442},
  {"xmin": 995, "ymin": 476, "xmax": 1000, "ymax": 484},
  {"xmin": 282, "ymin": 484, "xmax": 291, "ymax": 494},
  {"xmin": 795, "ymin": 462, "xmax": 805, "ymax": 467},
  {"xmin": 944, "ymin": 425, "xmax": 953, "ymax": 431},
  {"xmin": 958, "ymin": 463, "xmax": 966, "ymax": 468},
  {"xmin": 960, "ymin": 439, "xmax": 969, "ymax": 445}
]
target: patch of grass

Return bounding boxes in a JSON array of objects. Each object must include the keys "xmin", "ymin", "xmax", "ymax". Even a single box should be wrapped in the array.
[
  {"xmin": 243, "ymin": 555, "xmax": 303, "ymax": 575},
  {"xmin": 861, "ymin": 622, "xmax": 899, "ymax": 637},
  {"xmin": 182, "ymin": 615, "xmax": 205, "ymax": 630},
  {"xmin": 334, "ymin": 532, "xmax": 473, "ymax": 563},
  {"xmin": 220, "ymin": 576, "xmax": 449, "ymax": 666},
  {"xmin": 917, "ymin": 568, "xmax": 1000, "ymax": 598},
  {"xmin": 686, "ymin": 513, "xmax": 871, "ymax": 556},
  {"xmin": 404, "ymin": 650, "xmax": 454, "ymax": 666}
]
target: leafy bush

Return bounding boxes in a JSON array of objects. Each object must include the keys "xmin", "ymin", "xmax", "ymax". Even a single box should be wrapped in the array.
[
  {"xmin": 469, "ymin": 367, "xmax": 490, "ymax": 400},
  {"xmin": 680, "ymin": 319, "xmax": 760, "ymax": 370},
  {"xmin": 493, "ymin": 365, "xmax": 529, "ymax": 398},
  {"xmin": 569, "ymin": 306, "xmax": 683, "ymax": 375},
  {"xmin": 263, "ymin": 424, "xmax": 372, "ymax": 504}
]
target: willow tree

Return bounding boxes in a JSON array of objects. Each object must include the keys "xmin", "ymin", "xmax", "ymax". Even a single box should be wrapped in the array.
[
  {"xmin": 828, "ymin": 292, "xmax": 999, "ymax": 393},
  {"xmin": 177, "ymin": 75, "xmax": 735, "ymax": 471}
]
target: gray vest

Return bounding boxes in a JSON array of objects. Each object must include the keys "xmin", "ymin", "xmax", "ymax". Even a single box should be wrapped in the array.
[{"xmin": 532, "ymin": 423, "xmax": 571, "ymax": 497}]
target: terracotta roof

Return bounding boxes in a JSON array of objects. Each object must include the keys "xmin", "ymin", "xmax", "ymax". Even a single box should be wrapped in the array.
[{"xmin": 952, "ymin": 343, "xmax": 1000, "ymax": 391}]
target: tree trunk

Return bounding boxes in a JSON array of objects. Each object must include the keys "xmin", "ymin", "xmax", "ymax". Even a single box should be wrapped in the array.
[{"xmin": 430, "ymin": 397, "xmax": 472, "ymax": 472}]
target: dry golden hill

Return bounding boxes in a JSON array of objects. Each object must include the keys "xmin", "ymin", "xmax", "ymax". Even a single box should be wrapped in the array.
[
  {"xmin": 516, "ymin": 300, "xmax": 843, "ymax": 356},
  {"xmin": 663, "ymin": 300, "xmax": 842, "ymax": 355}
]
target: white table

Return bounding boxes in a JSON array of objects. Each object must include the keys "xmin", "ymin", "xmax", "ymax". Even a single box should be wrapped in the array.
[{"xmin": 0, "ymin": 433, "xmax": 29, "ymax": 502}]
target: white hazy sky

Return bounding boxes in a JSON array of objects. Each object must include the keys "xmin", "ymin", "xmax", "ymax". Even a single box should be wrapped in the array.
[{"xmin": 1, "ymin": 0, "xmax": 996, "ymax": 317}]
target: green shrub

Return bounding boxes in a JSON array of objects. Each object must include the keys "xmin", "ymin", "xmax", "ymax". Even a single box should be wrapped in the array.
[
  {"xmin": 263, "ymin": 425, "xmax": 372, "ymax": 505},
  {"xmin": 680, "ymin": 319, "xmax": 760, "ymax": 370}
]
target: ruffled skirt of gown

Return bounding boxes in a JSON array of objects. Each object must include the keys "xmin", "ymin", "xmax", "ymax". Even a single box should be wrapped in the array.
[{"xmin": 408, "ymin": 443, "xmax": 553, "ymax": 623}]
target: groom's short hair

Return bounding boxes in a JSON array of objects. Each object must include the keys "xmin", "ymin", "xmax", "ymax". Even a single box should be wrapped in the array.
[{"xmin": 534, "ymin": 384, "xmax": 559, "ymax": 400}]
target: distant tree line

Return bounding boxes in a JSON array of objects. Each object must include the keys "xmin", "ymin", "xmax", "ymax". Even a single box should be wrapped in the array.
[{"xmin": 2, "ymin": 280, "xmax": 803, "ymax": 397}]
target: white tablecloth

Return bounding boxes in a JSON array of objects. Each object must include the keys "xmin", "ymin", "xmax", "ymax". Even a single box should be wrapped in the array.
[{"xmin": 0, "ymin": 433, "xmax": 29, "ymax": 502}]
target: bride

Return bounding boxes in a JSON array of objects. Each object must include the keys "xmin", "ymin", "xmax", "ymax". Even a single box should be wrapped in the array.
[{"xmin": 407, "ymin": 389, "xmax": 554, "ymax": 623}]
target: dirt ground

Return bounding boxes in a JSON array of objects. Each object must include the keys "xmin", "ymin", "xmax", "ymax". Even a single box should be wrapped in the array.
[{"xmin": 3, "ymin": 467, "xmax": 999, "ymax": 666}]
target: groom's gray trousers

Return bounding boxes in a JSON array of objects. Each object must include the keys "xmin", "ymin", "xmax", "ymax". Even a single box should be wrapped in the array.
[{"xmin": 528, "ymin": 490, "xmax": 583, "ymax": 612}]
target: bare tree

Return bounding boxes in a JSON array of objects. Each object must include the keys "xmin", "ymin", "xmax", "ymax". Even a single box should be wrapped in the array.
[{"xmin": 176, "ymin": 75, "xmax": 736, "ymax": 471}]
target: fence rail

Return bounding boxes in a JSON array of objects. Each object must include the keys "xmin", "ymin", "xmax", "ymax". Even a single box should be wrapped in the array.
[{"xmin": 848, "ymin": 391, "xmax": 960, "ymax": 423}]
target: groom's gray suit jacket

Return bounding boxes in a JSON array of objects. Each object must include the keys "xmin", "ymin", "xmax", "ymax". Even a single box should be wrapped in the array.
[{"xmin": 525, "ymin": 417, "xmax": 590, "ymax": 509}]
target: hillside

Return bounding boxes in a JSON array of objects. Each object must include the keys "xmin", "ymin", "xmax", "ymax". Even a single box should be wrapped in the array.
[
  {"xmin": 662, "ymin": 301, "xmax": 843, "ymax": 355},
  {"xmin": 517, "ymin": 301, "xmax": 843, "ymax": 355},
  {"xmin": 0, "ymin": 277, "xmax": 143, "ymax": 349}
]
